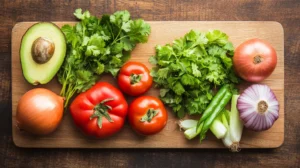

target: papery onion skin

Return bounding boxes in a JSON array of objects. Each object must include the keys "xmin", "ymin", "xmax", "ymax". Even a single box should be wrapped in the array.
[
  {"xmin": 16, "ymin": 88, "xmax": 64, "ymax": 135},
  {"xmin": 237, "ymin": 84, "xmax": 279, "ymax": 132}
]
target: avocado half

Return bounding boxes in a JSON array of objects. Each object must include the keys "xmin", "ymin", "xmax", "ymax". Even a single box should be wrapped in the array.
[{"xmin": 20, "ymin": 22, "xmax": 66, "ymax": 85}]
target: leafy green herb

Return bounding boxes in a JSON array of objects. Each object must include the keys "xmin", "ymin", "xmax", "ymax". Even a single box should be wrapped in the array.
[
  {"xmin": 58, "ymin": 9, "xmax": 151, "ymax": 107},
  {"xmin": 149, "ymin": 30, "xmax": 239, "ymax": 118}
]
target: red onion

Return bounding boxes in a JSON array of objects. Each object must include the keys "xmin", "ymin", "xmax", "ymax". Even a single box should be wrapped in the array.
[{"xmin": 237, "ymin": 84, "xmax": 279, "ymax": 131}]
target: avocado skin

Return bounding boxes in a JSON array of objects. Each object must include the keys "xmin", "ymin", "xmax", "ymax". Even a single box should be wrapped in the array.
[{"xmin": 20, "ymin": 22, "xmax": 66, "ymax": 85}]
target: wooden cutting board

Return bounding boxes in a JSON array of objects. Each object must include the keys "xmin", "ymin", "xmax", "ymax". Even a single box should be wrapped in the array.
[{"xmin": 11, "ymin": 21, "xmax": 284, "ymax": 148}]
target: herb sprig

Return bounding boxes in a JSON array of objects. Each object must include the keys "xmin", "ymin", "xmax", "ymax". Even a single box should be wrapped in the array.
[
  {"xmin": 149, "ymin": 30, "xmax": 239, "ymax": 118},
  {"xmin": 58, "ymin": 9, "xmax": 151, "ymax": 107}
]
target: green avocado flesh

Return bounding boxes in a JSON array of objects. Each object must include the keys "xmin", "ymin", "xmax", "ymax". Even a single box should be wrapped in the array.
[{"xmin": 20, "ymin": 22, "xmax": 66, "ymax": 85}]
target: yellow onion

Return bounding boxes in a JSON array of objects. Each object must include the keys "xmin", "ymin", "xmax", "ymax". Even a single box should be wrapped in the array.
[{"xmin": 16, "ymin": 88, "xmax": 64, "ymax": 135}]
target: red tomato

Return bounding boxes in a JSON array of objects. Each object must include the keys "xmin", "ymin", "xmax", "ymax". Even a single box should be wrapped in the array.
[
  {"xmin": 128, "ymin": 96, "xmax": 168, "ymax": 135},
  {"xmin": 69, "ymin": 82, "xmax": 128, "ymax": 138},
  {"xmin": 233, "ymin": 38, "xmax": 277, "ymax": 82},
  {"xmin": 118, "ymin": 61, "xmax": 153, "ymax": 96}
]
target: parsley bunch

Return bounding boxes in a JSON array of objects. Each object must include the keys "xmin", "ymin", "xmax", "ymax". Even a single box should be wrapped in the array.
[
  {"xmin": 58, "ymin": 9, "xmax": 151, "ymax": 107},
  {"xmin": 149, "ymin": 30, "xmax": 239, "ymax": 118}
]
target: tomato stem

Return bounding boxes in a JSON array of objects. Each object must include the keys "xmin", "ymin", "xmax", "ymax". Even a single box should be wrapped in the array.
[
  {"xmin": 140, "ymin": 108, "xmax": 159, "ymax": 123},
  {"xmin": 130, "ymin": 74, "xmax": 142, "ymax": 85},
  {"xmin": 90, "ymin": 98, "xmax": 114, "ymax": 128}
]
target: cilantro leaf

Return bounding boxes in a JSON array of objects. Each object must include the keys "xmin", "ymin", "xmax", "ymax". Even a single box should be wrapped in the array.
[
  {"xmin": 149, "ymin": 29, "xmax": 239, "ymax": 118},
  {"xmin": 110, "ymin": 10, "xmax": 130, "ymax": 26},
  {"xmin": 191, "ymin": 63, "xmax": 201, "ymax": 77},
  {"xmin": 181, "ymin": 74, "xmax": 195, "ymax": 86},
  {"xmin": 111, "ymin": 43, "xmax": 124, "ymax": 54},
  {"xmin": 74, "ymin": 8, "xmax": 91, "ymax": 20},
  {"xmin": 160, "ymin": 89, "xmax": 169, "ymax": 97},
  {"xmin": 128, "ymin": 19, "xmax": 151, "ymax": 43},
  {"xmin": 173, "ymin": 82, "xmax": 185, "ymax": 95},
  {"xmin": 58, "ymin": 9, "xmax": 151, "ymax": 108},
  {"xmin": 121, "ymin": 37, "xmax": 134, "ymax": 51},
  {"xmin": 93, "ymin": 62, "xmax": 105, "ymax": 75},
  {"xmin": 148, "ymin": 56, "xmax": 157, "ymax": 65},
  {"xmin": 156, "ymin": 67, "xmax": 169, "ymax": 79}
]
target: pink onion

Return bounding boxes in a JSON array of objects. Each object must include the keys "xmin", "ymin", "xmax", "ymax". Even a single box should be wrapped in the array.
[{"xmin": 237, "ymin": 84, "xmax": 279, "ymax": 131}]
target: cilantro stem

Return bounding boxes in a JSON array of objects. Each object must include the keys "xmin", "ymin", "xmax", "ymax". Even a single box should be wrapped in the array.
[
  {"xmin": 60, "ymin": 80, "xmax": 66, "ymax": 97},
  {"xmin": 200, "ymin": 44, "xmax": 208, "ymax": 56},
  {"xmin": 111, "ymin": 28, "xmax": 123, "ymax": 45},
  {"xmin": 58, "ymin": 9, "xmax": 151, "ymax": 110},
  {"xmin": 150, "ymin": 29, "xmax": 238, "ymax": 119},
  {"xmin": 114, "ymin": 35, "xmax": 128, "ymax": 43},
  {"xmin": 64, "ymin": 90, "xmax": 74, "ymax": 108},
  {"xmin": 111, "ymin": 31, "xmax": 145, "ymax": 46},
  {"xmin": 60, "ymin": 75, "xmax": 68, "ymax": 97},
  {"xmin": 60, "ymin": 64, "xmax": 72, "ymax": 97},
  {"xmin": 111, "ymin": 34, "xmax": 130, "ymax": 46},
  {"xmin": 63, "ymin": 83, "xmax": 77, "ymax": 108},
  {"xmin": 107, "ymin": 21, "xmax": 114, "ymax": 40}
]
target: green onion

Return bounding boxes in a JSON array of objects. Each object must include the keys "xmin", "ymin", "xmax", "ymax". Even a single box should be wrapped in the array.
[
  {"xmin": 184, "ymin": 127, "xmax": 198, "ymax": 140},
  {"xmin": 222, "ymin": 95, "xmax": 243, "ymax": 152},
  {"xmin": 210, "ymin": 114, "xmax": 227, "ymax": 139},
  {"xmin": 179, "ymin": 119, "xmax": 198, "ymax": 130},
  {"xmin": 199, "ymin": 85, "xmax": 229, "ymax": 123},
  {"xmin": 180, "ymin": 116, "xmax": 228, "ymax": 140},
  {"xmin": 198, "ymin": 91, "xmax": 232, "ymax": 141}
]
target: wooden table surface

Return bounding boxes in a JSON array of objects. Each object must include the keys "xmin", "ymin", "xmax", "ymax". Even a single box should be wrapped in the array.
[{"xmin": 0, "ymin": 0, "xmax": 299, "ymax": 167}]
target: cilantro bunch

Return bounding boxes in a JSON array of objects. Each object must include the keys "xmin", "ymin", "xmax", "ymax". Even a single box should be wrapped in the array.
[
  {"xmin": 58, "ymin": 9, "xmax": 151, "ymax": 107},
  {"xmin": 149, "ymin": 30, "xmax": 239, "ymax": 118}
]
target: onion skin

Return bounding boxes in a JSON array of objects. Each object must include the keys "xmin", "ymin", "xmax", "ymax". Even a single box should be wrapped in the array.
[
  {"xmin": 233, "ymin": 38, "xmax": 277, "ymax": 82},
  {"xmin": 16, "ymin": 88, "xmax": 64, "ymax": 135},
  {"xmin": 237, "ymin": 84, "xmax": 279, "ymax": 132}
]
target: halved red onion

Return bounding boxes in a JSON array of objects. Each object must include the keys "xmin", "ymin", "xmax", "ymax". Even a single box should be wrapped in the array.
[{"xmin": 237, "ymin": 84, "xmax": 279, "ymax": 131}]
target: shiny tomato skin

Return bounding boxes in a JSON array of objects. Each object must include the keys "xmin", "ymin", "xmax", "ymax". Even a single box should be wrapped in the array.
[
  {"xmin": 70, "ymin": 82, "xmax": 128, "ymax": 138},
  {"xmin": 128, "ymin": 96, "xmax": 168, "ymax": 135},
  {"xmin": 118, "ymin": 62, "xmax": 153, "ymax": 96},
  {"xmin": 233, "ymin": 38, "xmax": 277, "ymax": 82}
]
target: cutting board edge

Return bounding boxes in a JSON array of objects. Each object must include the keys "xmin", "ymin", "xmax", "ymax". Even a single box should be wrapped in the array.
[{"xmin": 11, "ymin": 21, "xmax": 285, "ymax": 149}]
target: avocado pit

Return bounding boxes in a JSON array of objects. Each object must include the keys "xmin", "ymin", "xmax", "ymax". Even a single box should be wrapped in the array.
[{"xmin": 31, "ymin": 37, "xmax": 55, "ymax": 64}]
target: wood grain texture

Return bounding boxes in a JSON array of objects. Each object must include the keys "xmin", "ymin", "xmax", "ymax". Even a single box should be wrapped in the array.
[
  {"xmin": 1, "ymin": 0, "xmax": 299, "ymax": 167},
  {"xmin": 11, "ymin": 21, "xmax": 284, "ymax": 148}
]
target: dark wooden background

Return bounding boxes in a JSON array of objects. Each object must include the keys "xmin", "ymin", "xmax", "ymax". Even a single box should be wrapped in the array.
[{"xmin": 0, "ymin": 0, "xmax": 299, "ymax": 167}]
